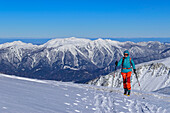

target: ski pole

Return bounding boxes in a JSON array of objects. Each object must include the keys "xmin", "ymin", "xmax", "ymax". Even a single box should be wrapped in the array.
[
  {"xmin": 135, "ymin": 73, "xmax": 140, "ymax": 86},
  {"xmin": 111, "ymin": 66, "xmax": 117, "ymax": 87},
  {"xmin": 135, "ymin": 73, "xmax": 145, "ymax": 99},
  {"xmin": 113, "ymin": 66, "xmax": 117, "ymax": 78}
]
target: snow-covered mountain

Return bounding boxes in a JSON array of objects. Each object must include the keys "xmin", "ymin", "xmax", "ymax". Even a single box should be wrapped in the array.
[
  {"xmin": 88, "ymin": 57, "xmax": 170, "ymax": 93},
  {"xmin": 0, "ymin": 37, "xmax": 170, "ymax": 82},
  {"xmin": 0, "ymin": 73, "xmax": 169, "ymax": 112}
]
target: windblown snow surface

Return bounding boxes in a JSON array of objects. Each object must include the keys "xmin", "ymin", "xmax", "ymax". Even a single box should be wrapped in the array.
[
  {"xmin": 88, "ymin": 57, "xmax": 170, "ymax": 94},
  {"xmin": 0, "ymin": 73, "xmax": 169, "ymax": 113}
]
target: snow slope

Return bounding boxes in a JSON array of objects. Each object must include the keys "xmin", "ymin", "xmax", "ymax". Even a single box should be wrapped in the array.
[
  {"xmin": 137, "ymin": 57, "xmax": 170, "ymax": 68},
  {"xmin": 0, "ymin": 73, "xmax": 169, "ymax": 113},
  {"xmin": 88, "ymin": 57, "xmax": 170, "ymax": 93}
]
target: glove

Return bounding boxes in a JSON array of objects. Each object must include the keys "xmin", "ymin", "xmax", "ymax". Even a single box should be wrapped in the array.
[
  {"xmin": 115, "ymin": 61, "xmax": 118, "ymax": 66},
  {"xmin": 134, "ymin": 69, "xmax": 137, "ymax": 74}
]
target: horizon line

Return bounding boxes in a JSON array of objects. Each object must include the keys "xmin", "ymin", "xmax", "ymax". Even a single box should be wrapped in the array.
[{"xmin": 0, "ymin": 36, "xmax": 170, "ymax": 39}]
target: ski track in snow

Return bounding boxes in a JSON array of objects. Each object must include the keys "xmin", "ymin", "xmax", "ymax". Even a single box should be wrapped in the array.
[
  {"xmin": 0, "ymin": 73, "xmax": 169, "ymax": 113},
  {"xmin": 93, "ymin": 90, "xmax": 168, "ymax": 113}
]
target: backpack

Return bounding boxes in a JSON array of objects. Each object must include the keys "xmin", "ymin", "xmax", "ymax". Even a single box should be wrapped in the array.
[{"xmin": 122, "ymin": 57, "xmax": 132, "ymax": 69}]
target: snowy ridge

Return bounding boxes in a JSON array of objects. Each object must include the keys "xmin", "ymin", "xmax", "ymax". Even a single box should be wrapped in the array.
[
  {"xmin": 0, "ymin": 73, "xmax": 169, "ymax": 112},
  {"xmin": 0, "ymin": 41, "xmax": 38, "ymax": 49},
  {"xmin": 137, "ymin": 57, "xmax": 170, "ymax": 68},
  {"xmin": 88, "ymin": 58, "xmax": 170, "ymax": 93},
  {"xmin": 42, "ymin": 37, "xmax": 91, "ymax": 48}
]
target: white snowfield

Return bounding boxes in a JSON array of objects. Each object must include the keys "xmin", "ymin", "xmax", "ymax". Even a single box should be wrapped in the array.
[
  {"xmin": 88, "ymin": 57, "xmax": 170, "ymax": 93},
  {"xmin": 137, "ymin": 57, "xmax": 170, "ymax": 68},
  {"xmin": 0, "ymin": 73, "xmax": 169, "ymax": 113}
]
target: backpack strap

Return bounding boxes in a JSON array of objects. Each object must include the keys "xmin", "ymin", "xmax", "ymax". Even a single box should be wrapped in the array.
[{"xmin": 122, "ymin": 57, "xmax": 125, "ymax": 68}]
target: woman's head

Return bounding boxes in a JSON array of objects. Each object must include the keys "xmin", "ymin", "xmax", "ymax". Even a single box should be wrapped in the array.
[{"xmin": 124, "ymin": 50, "xmax": 129, "ymax": 57}]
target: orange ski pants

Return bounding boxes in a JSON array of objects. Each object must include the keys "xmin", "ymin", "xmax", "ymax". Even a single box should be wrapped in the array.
[{"xmin": 121, "ymin": 71, "xmax": 132, "ymax": 90}]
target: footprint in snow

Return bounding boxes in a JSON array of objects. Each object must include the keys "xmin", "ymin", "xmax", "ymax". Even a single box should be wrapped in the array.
[
  {"xmin": 126, "ymin": 103, "xmax": 130, "ymax": 106},
  {"xmin": 75, "ymin": 110, "xmax": 80, "ymax": 112},
  {"xmin": 116, "ymin": 100, "xmax": 123, "ymax": 102},
  {"xmin": 122, "ymin": 106, "xmax": 128, "ymax": 109},
  {"xmin": 73, "ymin": 103, "xmax": 78, "ymax": 106},
  {"xmin": 114, "ymin": 103, "xmax": 120, "ymax": 105},
  {"xmin": 76, "ymin": 94, "xmax": 81, "ymax": 96},
  {"xmin": 62, "ymin": 88, "xmax": 68, "ymax": 90},
  {"xmin": 75, "ymin": 100, "xmax": 80, "ymax": 103},
  {"xmin": 64, "ymin": 103, "xmax": 71, "ymax": 106},
  {"xmin": 81, "ymin": 98, "xmax": 87, "ymax": 101},
  {"xmin": 2, "ymin": 107, "xmax": 7, "ymax": 109},
  {"xmin": 54, "ymin": 84, "xmax": 59, "ymax": 86},
  {"xmin": 92, "ymin": 108, "xmax": 96, "ymax": 110},
  {"xmin": 65, "ymin": 94, "xmax": 69, "ymax": 97}
]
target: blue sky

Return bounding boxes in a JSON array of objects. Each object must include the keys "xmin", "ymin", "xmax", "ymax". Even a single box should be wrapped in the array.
[{"xmin": 0, "ymin": 0, "xmax": 170, "ymax": 38}]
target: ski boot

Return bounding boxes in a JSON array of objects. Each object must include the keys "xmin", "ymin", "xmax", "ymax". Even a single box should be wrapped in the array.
[
  {"xmin": 124, "ymin": 89, "xmax": 128, "ymax": 95},
  {"xmin": 127, "ymin": 90, "xmax": 131, "ymax": 96}
]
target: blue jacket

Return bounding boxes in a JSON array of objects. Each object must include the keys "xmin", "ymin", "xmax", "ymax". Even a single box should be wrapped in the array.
[{"xmin": 117, "ymin": 50, "xmax": 136, "ymax": 73}]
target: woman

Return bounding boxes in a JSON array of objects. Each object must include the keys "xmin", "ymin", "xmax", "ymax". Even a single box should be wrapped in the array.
[{"xmin": 115, "ymin": 50, "xmax": 136, "ymax": 96}]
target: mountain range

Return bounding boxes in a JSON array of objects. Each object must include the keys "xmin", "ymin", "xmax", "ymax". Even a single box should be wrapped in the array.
[{"xmin": 0, "ymin": 37, "xmax": 170, "ymax": 83}]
